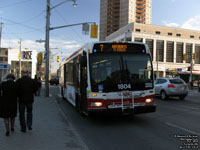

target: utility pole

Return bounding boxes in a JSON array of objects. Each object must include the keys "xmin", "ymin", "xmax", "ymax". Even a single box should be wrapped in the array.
[
  {"xmin": 18, "ymin": 39, "xmax": 22, "ymax": 78},
  {"xmin": 0, "ymin": 23, "xmax": 3, "ymax": 51},
  {"xmin": 156, "ymin": 49, "xmax": 159, "ymax": 78},
  {"xmin": 45, "ymin": 0, "xmax": 50, "ymax": 97},
  {"xmin": 189, "ymin": 49, "xmax": 193, "ymax": 89}
]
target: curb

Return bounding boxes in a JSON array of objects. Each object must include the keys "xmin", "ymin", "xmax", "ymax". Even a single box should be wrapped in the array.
[{"xmin": 53, "ymin": 97, "xmax": 90, "ymax": 150}]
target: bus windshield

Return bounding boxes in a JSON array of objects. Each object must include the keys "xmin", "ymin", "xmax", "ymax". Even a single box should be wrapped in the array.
[{"xmin": 89, "ymin": 53, "xmax": 153, "ymax": 92}]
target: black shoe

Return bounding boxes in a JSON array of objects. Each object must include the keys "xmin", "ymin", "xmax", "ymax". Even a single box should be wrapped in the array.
[
  {"xmin": 28, "ymin": 126, "xmax": 32, "ymax": 130},
  {"xmin": 11, "ymin": 128, "xmax": 14, "ymax": 132},
  {"xmin": 6, "ymin": 131, "xmax": 10, "ymax": 136},
  {"xmin": 21, "ymin": 128, "xmax": 26, "ymax": 132}
]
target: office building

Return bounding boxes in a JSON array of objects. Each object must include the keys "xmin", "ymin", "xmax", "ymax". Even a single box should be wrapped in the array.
[{"xmin": 100, "ymin": 0, "xmax": 152, "ymax": 41}]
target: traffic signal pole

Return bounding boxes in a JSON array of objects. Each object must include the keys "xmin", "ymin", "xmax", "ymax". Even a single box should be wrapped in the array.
[{"xmin": 45, "ymin": 0, "xmax": 50, "ymax": 97}]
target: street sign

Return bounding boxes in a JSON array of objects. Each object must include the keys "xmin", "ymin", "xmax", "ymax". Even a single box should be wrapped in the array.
[
  {"xmin": 0, "ymin": 63, "xmax": 9, "ymax": 69},
  {"xmin": 82, "ymin": 23, "xmax": 89, "ymax": 35}
]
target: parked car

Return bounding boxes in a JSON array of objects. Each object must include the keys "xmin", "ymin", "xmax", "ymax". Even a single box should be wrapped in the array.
[
  {"xmin": 155, "ymin": 77, "xmax": 189, "ymax": 100},
  {"xmin": 49, "ymin": 77, "xmax": 59, "ymax": 85}
]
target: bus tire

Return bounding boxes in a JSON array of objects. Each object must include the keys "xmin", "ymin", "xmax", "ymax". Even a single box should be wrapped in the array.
[
  {"xmin": 75, "ymin": 94, "xmax": 80, "ymax": 112},
  {"xmin": 61, "ymin": 87, "xmax": 65, "ymax": 100}
]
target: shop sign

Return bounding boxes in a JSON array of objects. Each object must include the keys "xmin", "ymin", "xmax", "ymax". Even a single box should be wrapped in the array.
[
  {"xmin": 23, "ymin": 51, "xmax": 32, "ymax": 60},
  {"xmin": 0, "ymin": 63, "xmax": 8, "ymax": 69}
]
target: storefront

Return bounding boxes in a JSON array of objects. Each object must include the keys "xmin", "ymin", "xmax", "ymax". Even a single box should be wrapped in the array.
[{"xmin": 8, "ymin": 49, "xmax": 37, "ymax": 79}]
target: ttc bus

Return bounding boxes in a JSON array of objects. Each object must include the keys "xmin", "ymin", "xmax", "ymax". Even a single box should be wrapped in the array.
[{"xmin": 59, "ymin": 41, "xmax": 156, "ymax": 116}]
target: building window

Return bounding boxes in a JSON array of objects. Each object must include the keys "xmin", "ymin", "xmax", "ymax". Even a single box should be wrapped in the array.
[
  {"xmin": 168, "ymin": 33, "xmax": 172, "ymax": 36},
  {"xmin": 176, "ymin": 34, "xmax": 181, "ymax": 37},
  {"xmin": 5, "ymin": 51, "xmax": 8, "ymax": 56},
  {"xmin": 0, "ymin": 57, "xmax": 3, "ymax": 62},
  {"xmin": 166, "ymin": 41, "xmax": 174, "ymax": 62},
  {"xmin": 195, "ymin": 44, "xmax": 200, "ymax": 64},
  {"xmin": 134, "ymin": 38, "xmax": 143, "ymax": 42},
  {"xmin": 186, "ymin": 44, "xmax": 192, "ymax": 63},
  {"xmin": 145, "ymin": 39, "xmax": 154, "ymax": 61},
  {"xmin": 156, "ymin": 40, "xmax": 164, "ymax": 62},
  {"xmin": 190, "ymin": 35, "xmax": 194, "ymax": 38},
  {"xmin": 135, "ymin": 29, "xmax": 141, "ymax": 32},
  {"xmin": 176, "ymin": 42, "xmax": 183, "ymax": 63},
  {"xmin": 3, "ymin": 57, "xmax": 8, "ymax": 62},
  {"xmin": 156, "ymin": 31, "xmax": 160, "ymax": 34}
]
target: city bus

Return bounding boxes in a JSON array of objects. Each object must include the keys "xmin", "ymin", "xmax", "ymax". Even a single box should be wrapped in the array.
[{"xmin": 59, "ymin": 41, "xmax": 156, "ymax": 116}]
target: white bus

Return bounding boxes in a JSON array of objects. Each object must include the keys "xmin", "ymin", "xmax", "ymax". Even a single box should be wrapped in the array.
[{"xmin": 59, "ymin": 41, "xmax": 156, "ymax": 116}]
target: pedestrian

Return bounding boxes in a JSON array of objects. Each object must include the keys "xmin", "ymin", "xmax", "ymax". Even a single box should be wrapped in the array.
[
  {"xmin": 34, "ymin": 75, "xmax": 38, "ymax": 96},
  {"xmin": 37, "ymin": 77, "xmax": 42, "ymax": 96},
  {"xmin": 0, "ymin": 74, "xmax": 17, "ymax": 136},
  {"xmin": 16, "ymin": 70, "xmax": 37, "ymax": 132},
  {"xmin": 190, "ymin": 81, "xmax": 193, "ymax": 90}
]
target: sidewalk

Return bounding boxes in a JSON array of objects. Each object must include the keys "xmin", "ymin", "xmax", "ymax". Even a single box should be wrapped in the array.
[{"xmin": 0, "ymin": 94, "xmax": 89, "ymax": 150}]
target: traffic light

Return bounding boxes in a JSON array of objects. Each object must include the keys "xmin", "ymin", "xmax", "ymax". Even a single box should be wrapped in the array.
[
  {"xmin": 183, "ymin": 53, "xmax": 186, "ymax": 61},
  {"xmin": 90, "ymin": 24, "xmax": 98, "ymax": 39},
  {"xmin": 18, "ymin": 52, "xmax": 21, "ymax": 60},
  {"xmin": 57, "ymin": 56, "xmax": 60, "ymax": 63},
  {"xmin": 37, "ymin": 52, "xmax": 43, "ymax": 63},
  {"xmin": 193, "ymin": 53, "xmax": 196, "ymax": 60}
]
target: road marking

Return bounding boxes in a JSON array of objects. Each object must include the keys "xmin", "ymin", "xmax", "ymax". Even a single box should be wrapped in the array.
[
  {"xmin": 166, "ymin": 122, "xmax": 200, "ymax": 136},
  {"xmin": 180, "ymin": 105, "xmax": 200, "ymax": 111}
]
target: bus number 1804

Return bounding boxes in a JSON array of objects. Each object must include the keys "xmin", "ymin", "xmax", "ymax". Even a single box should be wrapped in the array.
[{"xmin": 117, "ymin": 84, "xmax": 131, "ymax": 90}]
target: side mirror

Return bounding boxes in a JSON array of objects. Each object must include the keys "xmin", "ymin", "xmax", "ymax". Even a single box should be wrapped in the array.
[{"xmin": 81, "ymin": 56, "xmax": 87, "ymax": 67}]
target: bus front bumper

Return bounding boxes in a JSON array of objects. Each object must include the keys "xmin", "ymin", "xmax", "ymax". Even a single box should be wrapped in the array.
[{"xmin": 88, "ymin": 104, "xmax": 156, "ymax": 115}]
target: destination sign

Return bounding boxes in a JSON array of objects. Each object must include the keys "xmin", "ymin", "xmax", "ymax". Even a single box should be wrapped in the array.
[{"xmin": 93, "ymin": 43, "xmax": 146, "ymax": 53}]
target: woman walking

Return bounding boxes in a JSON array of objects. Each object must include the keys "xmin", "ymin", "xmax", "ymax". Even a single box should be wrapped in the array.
[{"xmin": 0, "ymin": 74, "xmax": 18, "ymax": 136}]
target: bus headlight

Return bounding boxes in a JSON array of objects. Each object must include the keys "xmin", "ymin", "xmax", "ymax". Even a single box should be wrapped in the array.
[
  {"xmin": 91, "ymin": 102, "xmax": 103, "ymax": 107},
  {"xmin": 145, "ymin": 98, "xmax": 153, "ymax": 103}
]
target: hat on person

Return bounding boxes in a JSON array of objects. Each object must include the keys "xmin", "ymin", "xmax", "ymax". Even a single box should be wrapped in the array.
[{"xmin": 6, "ymin": 74, "xmax": 15, "ymax": 80}]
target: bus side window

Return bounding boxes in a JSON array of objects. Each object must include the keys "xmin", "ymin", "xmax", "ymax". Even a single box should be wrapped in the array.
[
  {"xmin": 73, "ymin": 56, "xmax": 80, "ymax": 90},
  {"xmin": 83, "ymin": 51, "xmax": 88, "ymax": 87}
]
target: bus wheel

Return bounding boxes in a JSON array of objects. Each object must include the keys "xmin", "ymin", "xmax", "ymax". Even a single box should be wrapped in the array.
[
  {"xmin": 61, "ymin": 87, "xmax": 65, "ymax": 100},
  {"xmin": 75, "ymin": 95, "xmax": 80, "ymax": 112}
]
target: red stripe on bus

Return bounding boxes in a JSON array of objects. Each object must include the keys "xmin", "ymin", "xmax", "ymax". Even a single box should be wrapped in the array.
[{"xmin": 65, "ymin": 47, "xmax": 85, "ymax": 62}]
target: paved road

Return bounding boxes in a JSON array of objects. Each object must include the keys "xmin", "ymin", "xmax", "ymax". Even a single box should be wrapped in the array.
[{"xmin": 51, "ymin": 86, "xmax": 200, "ymax": 150}]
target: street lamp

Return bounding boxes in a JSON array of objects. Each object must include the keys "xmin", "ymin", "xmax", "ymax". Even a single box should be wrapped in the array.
[
  {"xmin": 72, "ymin": 0, "xmax": 77, "ymax": 7},
  {"xmin": 45, "ymin": 0, "xmax": 77, "ymax": 97}
]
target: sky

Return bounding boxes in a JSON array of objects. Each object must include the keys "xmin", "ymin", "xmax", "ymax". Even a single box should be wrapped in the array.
[{"xmin": 0, "ymin": 0, "xmax": 200, "ymax": 72}]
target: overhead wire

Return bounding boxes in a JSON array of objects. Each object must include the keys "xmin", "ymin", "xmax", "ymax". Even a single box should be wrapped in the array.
[
  {"xmin": 0, "ymin": 16, "xmax": 45, "ymax": 33},
  {"xmin": 4, "ymin": 10, "xmax": 46, "ymax": 25},
  {"xmin": 0, "ymin": 0, "xmax": 33, "ymax": 9},
  {"xmin": 50, "ymin": 3, "xmax": 84, "ymax": 42}
]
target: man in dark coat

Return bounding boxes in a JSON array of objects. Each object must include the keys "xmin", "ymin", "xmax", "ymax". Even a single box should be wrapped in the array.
[
  {"xmin": 0, "ymin": 74, "xmax": 17, "ymax": 136},
  {"xmin": 16, "ymin": 70, "xmax": 37, "ymax": 132}
]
